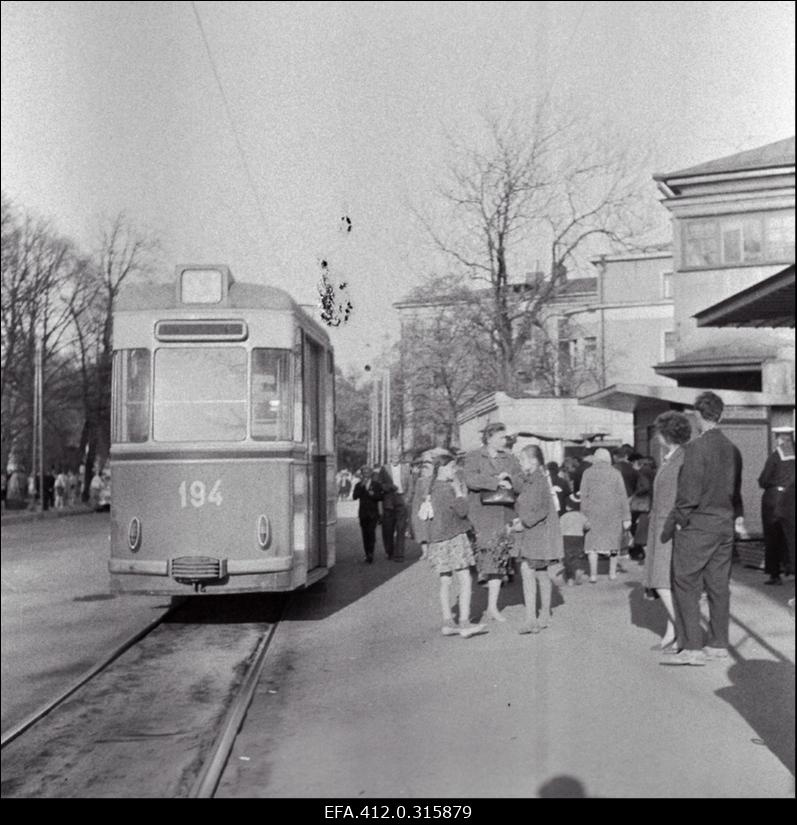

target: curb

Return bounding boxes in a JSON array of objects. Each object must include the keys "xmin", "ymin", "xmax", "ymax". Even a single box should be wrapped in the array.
[{"xmin": 1, "ymin": 506, "xmax": 97, "ymax": 526}]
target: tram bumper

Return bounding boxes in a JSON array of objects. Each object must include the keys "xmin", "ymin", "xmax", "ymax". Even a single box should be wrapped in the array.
[{"xmin": 109, "ymin": 556, "xmax": 293, "ymax": 578}]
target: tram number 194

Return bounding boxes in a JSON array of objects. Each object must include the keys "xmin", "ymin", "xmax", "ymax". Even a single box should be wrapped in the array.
[{"xmin": 178, "ymin": 479, "xmax": 223, "ymax": 509}]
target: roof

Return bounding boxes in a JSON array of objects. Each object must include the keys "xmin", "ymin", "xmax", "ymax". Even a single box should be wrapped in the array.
[
  {"xmin": 653, "ymin": 338, "xmax": 785, "ymax": 378},
  {"xmin": 579, "ymin": 383, "xmax": 794, "ymax": 414},
  {"xmin": 116, "ymin": 280, "xmax": 300, "ymax": 313},
  {"xmin": 653, "ymin": 136, "xmax": 795, "ymax": 182},
  {"xmin": 695, "ymin": 265, "xmax": 795, "ymax": 329}
]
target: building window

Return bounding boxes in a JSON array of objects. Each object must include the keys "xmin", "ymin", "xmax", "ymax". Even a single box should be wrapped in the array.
[
  {"xmin": 583, "ymin": 337, "xmax": 597, "ymax": 366},
  {"xmin": 663, "ymin": 330, "xmax": 677, "ymax": 363},
  {"xmin": 661, "ymin": 271, "xmax": 674, "ymax": 299},
  {"xmin": 681, "ymin": 210, "xmax": 795, "ymax": 270}
]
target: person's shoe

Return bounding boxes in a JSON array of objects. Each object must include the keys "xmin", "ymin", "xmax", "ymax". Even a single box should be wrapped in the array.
[
  {"xmin": 660, "ymin": 649, "xmax": 706, "ymax": 666},
  {"xmin": 566, "ymin": 578, "xmax": 575, "ymax": 587},
  {"xmin": 608, "ymin": 574, "xmax": 618, "ymax": 581},
  {"xmin": 703, "ymin": 646, "xmax": 729, "ymax": 660},
  {"xmin": 764, "ymin": 576, "xmax": 782, "ymax": 586},
  {"xmin": 589, "ymin": 577, "xmax": 597, "ymax": 584},
  {"xmin": 518, "ymin": 620, "xmax": 541, "ymax": 635},
  {"xmin": 441, "ymin": 622, "xmax": 459, "ymax": 637},
  {"xmin": 391, "ymin": 556, "xmax": 405, "ymax": 563},
  {"xmin": 459, "ymin": 622, "xmax": 487, "ymax": 638},
  {"xmin": 365, "ymin": 556, "xmax": 373, "ymax": 564},
  {"xmin": 482, "ymin": 611, "xmax": 507, "ymax": 623},
  {"xmin": 537, "ymin": 617, "xmax": 550, "ymax": 629},
  {"xmin": 575, "ymin": 571, "xmax": 588, "ymax": 585}
]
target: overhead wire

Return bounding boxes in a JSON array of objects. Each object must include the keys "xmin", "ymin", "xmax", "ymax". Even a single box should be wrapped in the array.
[{"xmin": 190, "ymin": 2, "xmax": 287, "ymax": 273}]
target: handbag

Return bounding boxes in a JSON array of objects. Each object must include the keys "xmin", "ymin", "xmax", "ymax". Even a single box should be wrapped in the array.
[
  {"xmin": 480, "ymin": 488, "xmax": 516, "ymax": 505},
  {"xmin": 418, "ymin": 495, "xmax": 434, "ymax": 521}
]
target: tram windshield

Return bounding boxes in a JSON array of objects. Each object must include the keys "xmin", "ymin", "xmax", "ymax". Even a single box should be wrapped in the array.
[
  {"xmin": 251, "ymin": 348, "xmax": 292, "ymax": 441},
  {"xmin": 154, "ymin": 347, "xmax": 248, "ymax": 441}
]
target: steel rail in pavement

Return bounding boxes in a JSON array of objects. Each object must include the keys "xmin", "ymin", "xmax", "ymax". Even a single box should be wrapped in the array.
[
  {"xmin": 189, "ymin": 601, "xmax": 286, "ymax": 798},
  {"xmin": 0, "ymin": 605, "xmax": 178, "ymax": 748}
]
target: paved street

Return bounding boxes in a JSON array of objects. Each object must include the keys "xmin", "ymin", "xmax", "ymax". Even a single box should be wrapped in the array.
[
  {"xmin": 1, "ymin": 512, "xmax": 168, "ymax": 732},
  {"xmin": 2, "ymin": 507, "xmax": 794, "ymax": 798}
]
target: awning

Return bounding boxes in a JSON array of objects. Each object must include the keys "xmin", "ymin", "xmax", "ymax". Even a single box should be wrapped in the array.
[
  {"xmin": 694, "ymin": 265, "xmax": 795, "ymax": 328},
  {"xmin": 578, "ymin": 383, "xmax": 794, "ymax": 414}
]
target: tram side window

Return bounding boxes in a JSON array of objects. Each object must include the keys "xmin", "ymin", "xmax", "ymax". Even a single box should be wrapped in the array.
[
  {"xmin": 251, "ymin": 349, "xmax": 292, "ymax": 441},
  {"xmin": 112, "ymin": 349, "xmax": 150, "ymax": 443},
  {"xmin": 153, "ymin": 347, "xmax": 247, "ymax": 441}
]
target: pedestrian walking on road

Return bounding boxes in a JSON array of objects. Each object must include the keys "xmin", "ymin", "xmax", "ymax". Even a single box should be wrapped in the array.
[
  {"xmin": 423, "ymin": 452, "xmax": 485, "ymax": 638},
  {"xmin": 515, "ymin": 445, "xmax": 564, "ymax": 634},
  {"xmin": 376, "ymin": 450, "xmax": 412, "ymax": 562},
  {"xmin": 580, "ymin": 448, "xmax": 631, "ymax": 582},
  {"xmin": 758, "ymin": 426, "xmax": 795, "ymax": 586},
  {"xmin": 54, "ymin": 469, "xmax": 67, "ymax": 509},
  {"xmin": 661, "ymin": 391, "xmax": 746, "ymax": 667},
  {"xmin": 645, "ymin": 411, "xmax": 691, "ymax": 652},
  {"xmin": 463, "ymin": 423, "xmax": 523, "ymax": 623},
  {"xmin": 353, "ymin": 466, "xmax": 384, "ymax": 563}
]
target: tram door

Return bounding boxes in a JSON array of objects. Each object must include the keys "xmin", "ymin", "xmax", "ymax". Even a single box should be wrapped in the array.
[{"xmin": 305, "ymin": 337, "xmax": 327, "ymax": 570}]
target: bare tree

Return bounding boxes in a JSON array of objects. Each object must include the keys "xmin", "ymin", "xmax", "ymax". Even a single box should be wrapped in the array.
[
  {"xmin": 417, "ymin": 106, "xmax": 653, "ymax": 394},
  {"xmin": 73, "ymin": 213, "xmax": 159, "ymax": 497}
]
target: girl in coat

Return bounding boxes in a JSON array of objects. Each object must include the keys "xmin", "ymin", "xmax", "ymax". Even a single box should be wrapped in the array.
[
  {"xmin": 515, "ymin": 445, "xmax": 564, "ymax": 633},
  {"xmin": 423, "ymin": 452, "xmax": 485, "ymax": 638},
  {"xmin": 580, "ymin": 448, "xmax": 631, "ymax": 582}
]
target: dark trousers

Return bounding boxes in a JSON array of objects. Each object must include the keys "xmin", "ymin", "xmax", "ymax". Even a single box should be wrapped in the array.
[
  {"xmin": 672, "ymin": 525, "xmax": 733, "ymax": 651},
  {"xmin": 382, "ymin": 504, "xmax": 408, "ymax": 559},
  {"xmin": 360, "ymin": 518, "xmax": 378, "ymax": 560},
  {"xmin": 762, "ymin": 491, "xmax": 790, "ymax": 577},
  {"xmin": 562, "ymin": 536, "xmax": 587, "ymax": 579}
]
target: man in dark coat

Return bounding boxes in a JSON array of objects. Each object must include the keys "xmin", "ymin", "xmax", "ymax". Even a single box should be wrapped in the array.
[
  {"xmin": 352, "ymin": 466, "xmax": 383, "ymax": 563},
  {"xmin": 613, "ymin": 444, "xmax": 639, "ymax": 498},
  {"xmin": 376, "ymin": 450, "xmax": 413, "ymax": 562},
  {"xmin": 662, "ymin": 392, "xmax": 745, "ymax": 666},
  {"xmin": 758, "ymin": 426, "xmax": 795, "ymax": 585}
]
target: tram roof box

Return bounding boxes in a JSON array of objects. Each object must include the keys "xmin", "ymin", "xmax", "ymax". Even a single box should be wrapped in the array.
[{"xmin": 115, "ymin": 265, "xmax": 299, "ymax": 313}]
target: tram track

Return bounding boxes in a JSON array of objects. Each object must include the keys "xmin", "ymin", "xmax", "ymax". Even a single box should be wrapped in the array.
[{"xmin": 0, "ymin": 593, "xmax": 287, "ymax": 798}]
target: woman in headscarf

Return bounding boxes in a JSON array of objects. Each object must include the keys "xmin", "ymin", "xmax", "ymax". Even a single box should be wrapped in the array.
[
  {"xmin": 463, "ymin": 422, "xmax": 523, "ymax": 622},
  {"xmin": 579, "ymin": 447, "xmax": 631, "ymax": 582}
]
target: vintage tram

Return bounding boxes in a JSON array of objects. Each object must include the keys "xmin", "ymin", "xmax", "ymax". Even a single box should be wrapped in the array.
[{"xmin": 109, "ymin": 265, "xmax": 336, "ymax": 594}]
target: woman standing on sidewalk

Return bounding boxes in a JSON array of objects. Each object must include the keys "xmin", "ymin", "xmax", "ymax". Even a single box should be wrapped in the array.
[
  {"xmin": 645, "ymin": 411, "xmax": 692, "ymax": 650},
  {"xmin": 515, "ymin": 445, "xmax": 564, "ymax": 634},
  {"xmin": 580, "ymin": 448, "xmax": 631, "ymax": 582},
  {"xmin": 464, "ymin": 423, "xmax": 523, "ymax": 623},
  {"xmin": 423, "ymin": 452, "xmax": 485, "ymax": 638}
]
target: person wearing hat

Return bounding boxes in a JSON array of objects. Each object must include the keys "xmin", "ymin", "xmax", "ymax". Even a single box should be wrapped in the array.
[
  {"xmin": 463, "ymin": 422, "xmax": 523, "ymax": 622},
  {"xmin": 579, "ymin": 447, "xmax": 631, "ymax": 582},
  {"xmin": 758, "ymin": 426, "xmax": 795, "ymax": 586}
]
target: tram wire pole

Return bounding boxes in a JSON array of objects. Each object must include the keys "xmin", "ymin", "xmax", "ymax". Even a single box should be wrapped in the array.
[{"xmin": 37, "ymin": 336, "xmax": 45, "ymax": 512}]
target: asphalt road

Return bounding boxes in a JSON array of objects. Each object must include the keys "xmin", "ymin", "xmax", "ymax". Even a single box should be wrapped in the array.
[{"xmin": 2, "ymin": 508, "xmax": 794, "ymax": 798}]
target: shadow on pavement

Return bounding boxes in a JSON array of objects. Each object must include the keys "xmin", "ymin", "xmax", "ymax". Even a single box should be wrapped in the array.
[
  {"xmin": 537, "ymin": 774, "xmax": 590, "ymax": 797},
  {"xmin": 625, "ymin": 581, "xmax": 668, "ymax": 640},
  {"xmin": 715, "ymin": 658, "xmax": 795, "ymax": 777}
]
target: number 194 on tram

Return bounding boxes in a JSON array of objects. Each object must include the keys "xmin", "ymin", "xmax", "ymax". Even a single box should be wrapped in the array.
[{"xmin": 108, "ymin": 265, "xmax": 336, "ymax": 594}]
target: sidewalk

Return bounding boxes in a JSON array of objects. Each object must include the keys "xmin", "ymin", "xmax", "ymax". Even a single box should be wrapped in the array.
[
  {"xmin": 1, "ymin": 503, "xmax": 96, "ymax": 526},
  {"xmin": 218, "ymin": 517, "xmax": 795, "ymax": 798}
]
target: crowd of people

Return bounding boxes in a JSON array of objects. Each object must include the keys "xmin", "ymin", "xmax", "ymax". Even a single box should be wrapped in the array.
[
  {"xmin": 0, "ymin": 464, "xmax": 111, "ymax": 513},
  {"xmin": 352, "ymin": 391, "xmax": 795, "ymax": 659}
]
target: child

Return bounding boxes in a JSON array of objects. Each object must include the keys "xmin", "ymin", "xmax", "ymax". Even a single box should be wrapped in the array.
[
  {"xmin": 423, "ymin": 452, "xmax": 486, "ymax": 639},
  {"xmin": 515, "ymin": 445, "xmax": 564, "ymax": 633},
  {"xmin": 560, "ymin": 493, "xmax": 588, "ymax": 585}
]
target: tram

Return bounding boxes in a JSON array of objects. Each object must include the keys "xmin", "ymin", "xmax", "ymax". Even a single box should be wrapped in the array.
[{"xmin": 108, "ymin": 265, "xmax": 336, "ymax": 594}]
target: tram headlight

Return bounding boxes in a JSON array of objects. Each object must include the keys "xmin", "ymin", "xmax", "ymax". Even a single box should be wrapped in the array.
[
  {"xmin": 128, "ymin": 517, "xmax": 142, "ymax": 552},
  {"xmin": 257, "ymin": 514, "xmax": 271, "ymax": 549}
]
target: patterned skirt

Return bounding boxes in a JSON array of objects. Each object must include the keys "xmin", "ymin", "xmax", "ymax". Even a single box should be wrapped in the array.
[
  {"xmin": 427, "ymin": 531, "xmax": 476, "ymax": 575},
  {"xmin": 473, "ymin": 527, "xmax": 514, "ymax": 578}
]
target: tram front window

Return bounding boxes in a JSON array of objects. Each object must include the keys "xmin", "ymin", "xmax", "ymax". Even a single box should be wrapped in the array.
[
  {"xmin": 251, "ymin": 349, "xmax": 292, "ymax": 440},
  {"xmin": 154, "ymin": 347, "xmax": 247, "ymax": 441}
]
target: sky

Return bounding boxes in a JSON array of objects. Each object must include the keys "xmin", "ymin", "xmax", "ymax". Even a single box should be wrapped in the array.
[{"xmin": 2, "ymin": 1, "xmax": 795, "ymax": 373}]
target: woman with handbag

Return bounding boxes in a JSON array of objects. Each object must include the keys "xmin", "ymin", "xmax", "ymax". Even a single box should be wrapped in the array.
[{"xmin": 463, "ymin": 422, "xmax": 523, "ymax": 623}]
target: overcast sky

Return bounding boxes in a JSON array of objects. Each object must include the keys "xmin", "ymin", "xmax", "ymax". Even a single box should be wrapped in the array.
[{"xmin": 2, "ymin": 1, "xmax": 794, "ymax": 372}]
